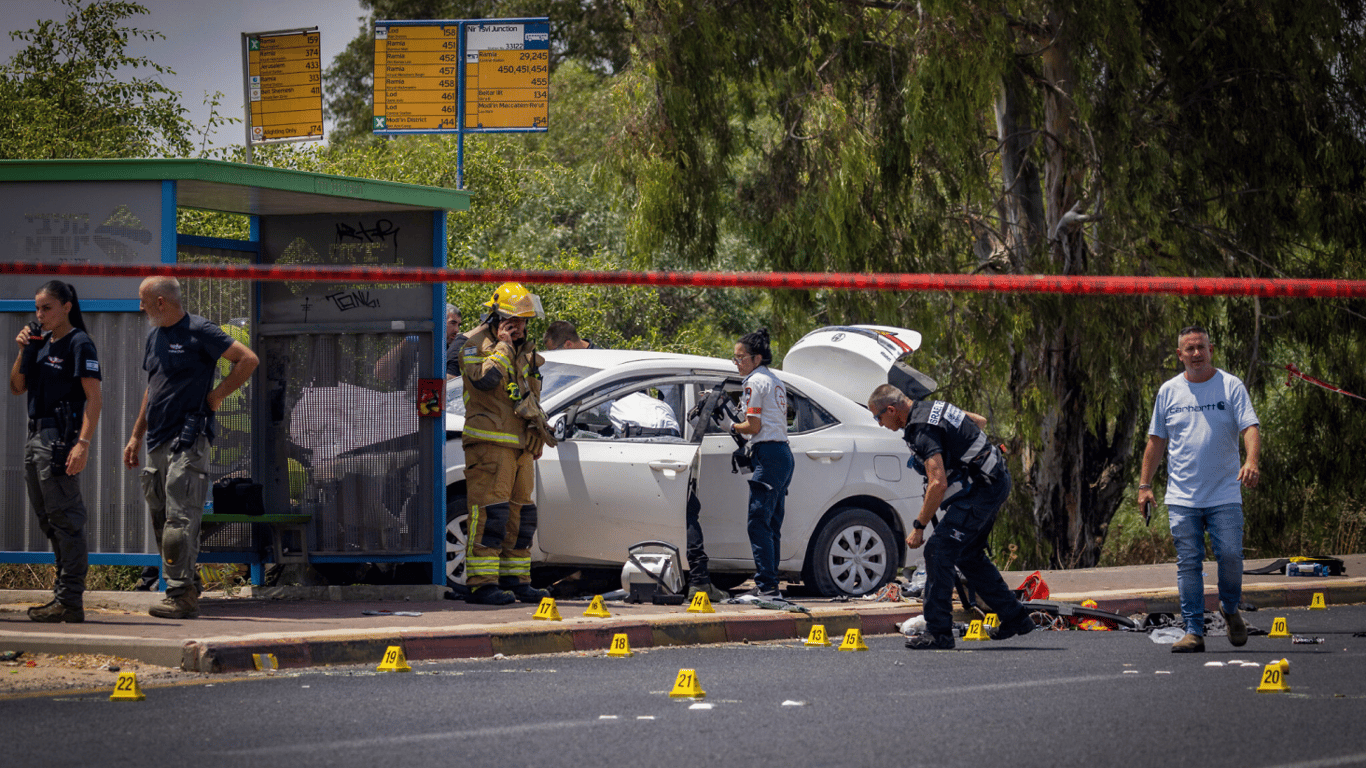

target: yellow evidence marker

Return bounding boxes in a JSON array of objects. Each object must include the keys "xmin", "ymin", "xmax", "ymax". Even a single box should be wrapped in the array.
[
  {"xmin": 1256, "ymin": 658, "xmax": 1291, "ymax": 693},
  {"xmin": 606, "ymin": 633, "xmax": 634, "ymax": 657},
  {"xmin": 584, "ymin": 595, "xmax": 612, "ymax": 618},
  {"xmin": 1268, "ymin": 617, "xmax": 1291, "ymax": 638},
  {"xmin": 110, "ymin": 671, "xmax": 145, "ymax": 701},
  {"xmin": 837, "ymin": 628, "xmax": 869, "ymax": 652},
  {"xmin": 804, "ymin": 624, "xmax": 832, "ymax": 647},
  {"xmin": 533, "ymin": 597, "xmax": 563, "ymax": 621},
  {"xmin": 687, "ymin": 591, "xmax": 715, "ymax": 614},
  {"xmin": 377, "ymin": 645, "xmax": 412, "ymax": 672},
  {"xmin": 963, "ymin": 620, "xmax": 990, "ymax": 641},
  {"xmin": 983, "ymin": 613, "xmax": 1001, "ymax": 629},
  {"xmin": 1310, "ymin": 593, "xmax": 1327, "ymax": 610},
  {"xmin": 669, "ymin": 668, "xmax": 706, "ymax": 698},
  {"xmin": 252, "ymin": 653, "xmax": 278, "ymax": 671}
]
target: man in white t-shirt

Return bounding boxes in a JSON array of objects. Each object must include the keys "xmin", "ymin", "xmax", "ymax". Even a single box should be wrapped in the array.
[{"xmin": 1139, "ymin": 326, "xmax": 1261, "ymax": 654}]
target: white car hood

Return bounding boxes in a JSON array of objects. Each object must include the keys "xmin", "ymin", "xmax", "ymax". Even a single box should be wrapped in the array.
[{"xmin": 781, "ymin": 325, "xmax": 925, "ymax": 404}]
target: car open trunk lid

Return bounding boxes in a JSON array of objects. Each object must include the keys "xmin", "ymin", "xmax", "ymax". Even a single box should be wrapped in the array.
[{"xmin": 781, "ymin": 325, "xmax": 937, "ymax": 405}]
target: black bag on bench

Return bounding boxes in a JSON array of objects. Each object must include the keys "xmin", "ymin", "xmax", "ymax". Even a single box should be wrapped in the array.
[{"xmin": 212, "ymin": 477, "xmax": 266, "ymax": 516}]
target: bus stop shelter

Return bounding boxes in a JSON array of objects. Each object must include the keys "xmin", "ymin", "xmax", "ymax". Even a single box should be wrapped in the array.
[{"xmin": 0, "ymin": 159, "xmax": 470, "ymax": 586}]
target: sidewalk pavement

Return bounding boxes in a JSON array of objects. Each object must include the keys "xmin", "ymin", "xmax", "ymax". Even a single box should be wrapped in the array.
[{"xmin": 2, "ymin": 555, "xmax": 1363, "ymax": 674}]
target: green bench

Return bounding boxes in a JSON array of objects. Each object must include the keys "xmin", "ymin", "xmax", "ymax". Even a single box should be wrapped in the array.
[{"xmin": 201, "ymin": 513, "xmax": 312, "ymax": 565}]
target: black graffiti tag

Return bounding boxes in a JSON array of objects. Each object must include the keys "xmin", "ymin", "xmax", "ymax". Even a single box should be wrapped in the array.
[
  {"xmin": 336, "ymin": 219, "xmax": 400, "ymax": 254},
  {"xmin": 325, "ymin": 291, "xmax": 381, "ymax": 312}
]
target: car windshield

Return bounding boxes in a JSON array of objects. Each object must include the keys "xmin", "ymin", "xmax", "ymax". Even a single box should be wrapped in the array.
[
  {"xmin": 540, "ymin": 360, "xmax": 600, "ymax": 397},
  {"xmin": 446, "ymin": 359, "xmax": 600, "ymax": 417}
]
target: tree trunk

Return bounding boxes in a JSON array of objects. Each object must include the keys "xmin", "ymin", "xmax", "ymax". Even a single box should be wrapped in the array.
[{"xmin": 1006, "ymin": 14, "xmax": 1139, "ymax": 568}]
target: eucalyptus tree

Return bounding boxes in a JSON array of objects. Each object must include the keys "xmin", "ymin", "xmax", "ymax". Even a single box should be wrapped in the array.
[{"xmin": 625, "ymin": 0, "xmax": 1366, "ymax": 566}]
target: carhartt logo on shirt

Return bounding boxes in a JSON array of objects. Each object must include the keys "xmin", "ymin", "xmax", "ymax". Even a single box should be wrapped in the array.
[{"xmin": 1168, "ymin": 401, "xmax": 1227, "ymax": 414}]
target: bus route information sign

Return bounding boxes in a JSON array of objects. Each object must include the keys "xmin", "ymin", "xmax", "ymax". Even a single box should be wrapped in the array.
[
  {"xmin": 372, "ymin": 19, "xmax": 549, "ymax": 134},
  {"xmin": 243, "ymin": 28, "xmax": 324, "ymax": 144}
]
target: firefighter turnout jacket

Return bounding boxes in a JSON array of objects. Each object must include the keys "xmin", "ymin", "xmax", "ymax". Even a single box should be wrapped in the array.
[{"xmin": 458, "ymin": 326, "xmax": 544, "ymax": 450}]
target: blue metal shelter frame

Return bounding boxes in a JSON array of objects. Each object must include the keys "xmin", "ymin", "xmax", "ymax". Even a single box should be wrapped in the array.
[{"xmin": 0, "ymin": 159, "xmax": 470, "ymax": 585}]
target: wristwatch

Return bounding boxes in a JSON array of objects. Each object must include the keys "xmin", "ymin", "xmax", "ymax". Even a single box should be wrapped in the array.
[{"xmin": 912, "ymin": 519, "xmax": 927, "ymax": 531}]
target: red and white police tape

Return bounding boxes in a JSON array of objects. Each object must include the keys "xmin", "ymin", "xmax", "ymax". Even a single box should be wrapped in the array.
[
  {"xmin": 3, "ymin": 260, "xmax": 1366, "ymax": 297},
  {"xmin": 1284, "ymin": 364, "xmax": 1365, "ymax": 401}
]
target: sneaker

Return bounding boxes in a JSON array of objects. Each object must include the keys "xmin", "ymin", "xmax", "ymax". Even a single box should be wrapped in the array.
[
  {"xmin": 989, "ymin": 613, "xmax": 1037, "ymax": 641},
  {"xmin": 905, "ymin": 632, "xmax": 955, "ymax": 650},
  {"xmin": 149, "ymin": 593, "xmax": 199, "ymax": 620},
  {"xmin": 1171, "ymin": 633, "xmax": 1205, "ymax": 653},
  {"xmin": 746, "ymin": 587, "xmax": 784, "ymax": 601},
  {"xmin": 465, "ymin": 584, "xmax": 516, "ymax": 606},
  {"xmin": 688, "ymin": 583, "xmax": 729, "ymax": 602},
  {"xmin": 1222, "ymin": 609, "xmax": 1248, "ymax": 647},
  {"xmin": 28, "ymin": 600, "xmax": 84, "ymax": 623},
  {"xmin": 506, "ymin": 583, "xmax": 551, "ymax": 604}
]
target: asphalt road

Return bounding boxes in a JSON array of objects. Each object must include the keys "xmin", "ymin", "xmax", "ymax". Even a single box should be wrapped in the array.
[{"xmin": 7, "ymin": 604, "xmax": 1366, "ymax": 768}]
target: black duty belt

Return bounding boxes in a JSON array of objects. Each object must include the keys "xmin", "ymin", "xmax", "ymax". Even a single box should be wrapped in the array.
[{"xmin": 28, "ymin": 417, "xmax": 59, "ymax": 432}]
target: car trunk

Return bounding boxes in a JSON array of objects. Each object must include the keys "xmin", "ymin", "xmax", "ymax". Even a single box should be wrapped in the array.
[{"xmin": 781, "ymin": 325, "xmax": 936, "ymax": 405}]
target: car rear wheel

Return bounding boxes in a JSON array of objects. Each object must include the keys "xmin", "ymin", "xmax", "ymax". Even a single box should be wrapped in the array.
[
  {"xmin": 446, "ymin": 490, "xmax": 468, "ymax": 591},
  {"xmin": 806, "ymin": 507, "xmax": 897, "ymax": 597}
]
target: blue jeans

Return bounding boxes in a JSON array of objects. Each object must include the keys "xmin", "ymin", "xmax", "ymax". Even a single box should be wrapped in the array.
[
  {"xmin": 747, "ymin": 441, "xmax": 793, "ymax": 592},
  {"xmin": 1168, "ymin": 503, "xmax": 1244, "ymax": 635}
]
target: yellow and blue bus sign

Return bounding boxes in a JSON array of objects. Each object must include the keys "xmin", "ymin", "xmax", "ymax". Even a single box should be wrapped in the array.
[
  {"xmin": 243, "ymin": 28, "xmax": 324, "ymax": 145},
  {"xmin": 372, "ymin": 18, "xmax": 549, "ymax": 187}
]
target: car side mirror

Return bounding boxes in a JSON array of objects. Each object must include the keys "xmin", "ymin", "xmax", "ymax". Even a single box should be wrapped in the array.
[{"xmin": 554, "ymin": 407, "xmax": 574, "ymax": 441}]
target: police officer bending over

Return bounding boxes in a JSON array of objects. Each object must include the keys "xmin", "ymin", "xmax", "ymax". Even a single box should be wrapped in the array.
[{"xmin": 868, "ymin": 384, "xmax": 1034, "ymax": 649}]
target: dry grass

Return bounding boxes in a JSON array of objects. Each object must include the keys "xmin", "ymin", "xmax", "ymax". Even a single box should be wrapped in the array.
[{"xmin": 0, "ymin": 563, "xmax": 247, "ymax": 593}]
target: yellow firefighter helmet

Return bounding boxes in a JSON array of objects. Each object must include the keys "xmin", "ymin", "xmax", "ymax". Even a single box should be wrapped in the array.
[{"xmin": 484, "ymin": 282, "xmax": 544, "ymax": 319}]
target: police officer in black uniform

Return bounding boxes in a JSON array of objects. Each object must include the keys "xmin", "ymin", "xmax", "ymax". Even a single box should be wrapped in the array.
[
  {"xmin": 9, "ymin": 281, "xmax": 102, "ymax": 623},
  {"xmin": 868, "ymin": 383, "xmax": 1033, "ymax": 649}
]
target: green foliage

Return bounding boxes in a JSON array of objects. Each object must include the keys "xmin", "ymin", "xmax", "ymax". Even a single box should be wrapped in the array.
[
  {"xmin": 0, "ymin": 0, "xmax": 193, "ymax": 158},
  {"xmin": 627, "ymin": 0, "xmax": 1366, "ymax": 567}
]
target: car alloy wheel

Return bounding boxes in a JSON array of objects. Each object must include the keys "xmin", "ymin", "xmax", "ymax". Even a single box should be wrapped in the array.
[
  {"xmin": 807, "ymin": 507, "xmax": 897, "ymax": 597},
  {"xmin": 446, "ymin": 491, "xmax": 468, "ymax": 589}
]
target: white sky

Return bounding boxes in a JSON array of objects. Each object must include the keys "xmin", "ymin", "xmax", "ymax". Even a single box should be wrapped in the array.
[{"xmin": 0, "ymin": 0, "xmax": 368, "ymax": 148}]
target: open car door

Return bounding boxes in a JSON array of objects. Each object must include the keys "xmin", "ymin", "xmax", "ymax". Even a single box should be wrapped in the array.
[{"xmin": 535, "ymin": 377, "xmax": 698, "ymax": 566}]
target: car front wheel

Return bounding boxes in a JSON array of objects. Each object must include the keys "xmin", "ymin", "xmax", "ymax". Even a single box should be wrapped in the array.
[
  {"xmin": 806, "ymin": 507, "xmax": 898, "ymax": 597},
  {"xmin": 446, "ymin": 490, "xmax": 468, "ymax": 591}
]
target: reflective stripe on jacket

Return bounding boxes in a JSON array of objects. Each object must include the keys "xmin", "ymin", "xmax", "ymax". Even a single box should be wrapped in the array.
[{"xmin": 458, "ymin": 327, "xmax": 543, "ymax": 450}]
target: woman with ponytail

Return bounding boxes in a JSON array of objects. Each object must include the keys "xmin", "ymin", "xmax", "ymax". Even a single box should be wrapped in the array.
[
  {"xmin": 9, "ymin": 281, "xmax": 101, "ymax": 623},
  {"xmin": 729, "ymin": 327, "xmax": 794, "ymax": 599}
]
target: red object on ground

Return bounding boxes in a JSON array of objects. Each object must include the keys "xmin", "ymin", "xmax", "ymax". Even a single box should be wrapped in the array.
[{"xmin": 1015, "ymin": 571, "xmax": 1050, "ymax": 601}]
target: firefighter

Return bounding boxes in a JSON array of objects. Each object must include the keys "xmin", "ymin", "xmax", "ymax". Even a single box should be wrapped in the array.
[{"xmin": 458, "ymin": 282, "xmax": 557, "ymax": 605}]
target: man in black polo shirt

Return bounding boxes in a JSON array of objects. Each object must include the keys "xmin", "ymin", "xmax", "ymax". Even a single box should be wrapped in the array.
[
  {"xmin": 123, "ymin": 276, "xmax": 258, "ymax": 620},
  {"xmin": 868, "ymin": 383, "xmax": 1035, "ymax": 649}
]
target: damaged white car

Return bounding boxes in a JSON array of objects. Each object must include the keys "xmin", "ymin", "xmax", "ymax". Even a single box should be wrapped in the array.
[{"xmin": 444, "ymin": 326, "xmax": 934, "ymax": 597}]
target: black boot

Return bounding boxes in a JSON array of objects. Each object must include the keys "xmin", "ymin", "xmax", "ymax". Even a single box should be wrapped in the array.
[
  {"xmin": 465, "ymin": 584, "xmax": 515, "ymax": 606},
  {"xmin": 506, "ymin": 583, "xmax": 550, "ymax": 604}
]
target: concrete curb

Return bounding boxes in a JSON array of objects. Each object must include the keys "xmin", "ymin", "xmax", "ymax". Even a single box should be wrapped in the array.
[
  {"xmin": 181, "ymin": 606, "xmax": 923, "ymax": 674},
  {"xmin": 7, "ymin": 570, "xmax": 1363, "ymax": 675}
]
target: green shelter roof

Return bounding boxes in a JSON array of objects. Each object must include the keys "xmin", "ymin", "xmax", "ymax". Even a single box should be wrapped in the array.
[{"xmin": 0, "ymin": 158, "xmax": 470, "ymax": 216}]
